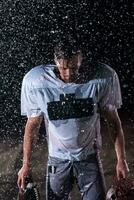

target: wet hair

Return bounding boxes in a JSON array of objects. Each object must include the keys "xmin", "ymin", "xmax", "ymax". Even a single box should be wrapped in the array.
[
  {"xmin": 54, "ymin": 38, "xmax": 94, "ymax": 64},
  {"xmin": 54, "ymin": 39, "xmax": 80, "ymax": 59}
]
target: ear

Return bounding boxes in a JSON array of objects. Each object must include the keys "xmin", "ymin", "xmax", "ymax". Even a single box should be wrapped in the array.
[
  {"xmin": 54, "ymin": 58, "xmax": 61, "ymax": 69},
  {"xmin": 77, "ymin": 51, "xmax": 83, "ymax": 67},
  {"xmin": 54, "ymin": 58, "xmax": 57, "ymax": 65},
  {"xmin": 54, "ymin": 55, "xmax": 59, "ymax": 66},
  {"xmin": 54, "ymin": 54, "xmax": 57, "ymax": 63}
]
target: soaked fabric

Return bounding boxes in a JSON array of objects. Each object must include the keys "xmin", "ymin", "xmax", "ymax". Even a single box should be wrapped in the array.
[
  {"xmin": 21, "ymin": 63, "xmax": 122, "ymax": 160},
  {"xmin": 46, "ymin": 154, "xmax": 106, "ymax": 200}
]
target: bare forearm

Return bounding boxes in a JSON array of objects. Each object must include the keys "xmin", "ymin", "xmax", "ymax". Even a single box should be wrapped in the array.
[
  {"xmin": 104, "ymin": 109, "xmax": 126, "ymax": 161},
  {"xmin": 23, "ymin": 117, "xmax": 42, "ymax": 166},
  {"xmin": 103, "ymin": 109, "xmax": 129, "ymax": 178},
  {"xmin": 111, "ymin": 119, "xmax": 126, "ymax": 161},
  {"xmin": 107, "ymin": 117, "xmax": 126, "ymax": 161},
  {"xmin": 115, "ymin": 127, "xmax": 126, "ymax": 161},
  {"xmin": 23, "ymin": 128, "xmax": 34, "ymax": 166}
]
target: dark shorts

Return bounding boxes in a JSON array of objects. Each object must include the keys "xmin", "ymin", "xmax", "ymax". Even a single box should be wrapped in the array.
[{"xmin": 46, "ymin": 154, "xmax": 106, "ymax": 200}]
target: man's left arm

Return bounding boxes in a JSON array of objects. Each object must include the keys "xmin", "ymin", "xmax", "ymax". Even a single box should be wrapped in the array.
[{"xmin": 103, "ymin": 108, "xmax": 129, "ymax": 180}]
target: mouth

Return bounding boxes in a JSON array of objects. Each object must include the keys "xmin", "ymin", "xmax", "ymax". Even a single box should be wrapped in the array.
[{"xmin": 63, "ymin": 74, "xmax": 70, "ymax": 78}]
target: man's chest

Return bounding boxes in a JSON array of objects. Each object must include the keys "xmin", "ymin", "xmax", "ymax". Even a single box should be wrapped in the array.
[{"xmin": 36, "ymin": 82, "xmax": 102, "ymax": 120}]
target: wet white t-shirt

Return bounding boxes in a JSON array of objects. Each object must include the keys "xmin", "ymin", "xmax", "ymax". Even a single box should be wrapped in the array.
[{"xmin": 21, "ymin": 62, "xmax": 122, "ymax": 160}]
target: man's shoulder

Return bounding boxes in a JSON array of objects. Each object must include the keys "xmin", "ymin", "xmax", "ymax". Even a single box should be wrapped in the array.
[
  {"xmin": 23, "ymin": 64, "xmax": 56, "ymax": 83},
  {"xmin": 95, "ymin": 62, "xmax": 116, "ymax": 79},
  {"xmin": 81, "ymin": 62, "xmax": 116, "ymax": 83}
]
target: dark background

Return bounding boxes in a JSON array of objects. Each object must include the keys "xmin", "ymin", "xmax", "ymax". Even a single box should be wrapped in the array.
[
  {"xmin": 1, "ymin": 0, "xmax": 134, "ymax": 140},
  {"xmin": 0, "ymin": 1, "xmax": 134, "ymax": 199}
]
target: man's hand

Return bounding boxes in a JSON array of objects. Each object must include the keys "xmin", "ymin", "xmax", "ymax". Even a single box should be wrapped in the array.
[
  {"xmin": 116, "ymin": 159, "xmax": 129, "ymax": 180},
  {"xmin": 17, "ymin": 163, "xmax": 31, "ymax": 190}
]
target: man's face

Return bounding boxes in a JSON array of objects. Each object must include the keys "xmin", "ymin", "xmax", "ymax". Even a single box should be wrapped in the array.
[{"xmin": 54, "ymin": 53, "xmax": 82, "ymax": 83}]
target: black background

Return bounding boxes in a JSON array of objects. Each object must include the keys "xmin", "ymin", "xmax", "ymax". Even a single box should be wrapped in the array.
[{"xmin": 1, "ymin": 0, "xmax": 134, "ymax": 139}]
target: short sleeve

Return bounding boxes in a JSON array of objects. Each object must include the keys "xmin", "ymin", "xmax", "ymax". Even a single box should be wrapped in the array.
[
  {"xmin": 99, "ymin": 72, "xmax": 122, "ymax": 111},
  {"xmin": 21, "ymin": 77, "xmax": 43, "ymax": 117}
]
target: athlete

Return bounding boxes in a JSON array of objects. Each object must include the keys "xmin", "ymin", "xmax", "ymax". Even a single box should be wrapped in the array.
[{"xmin": 17, "ymin": 40, "xmax": 129, "ymax": 200}]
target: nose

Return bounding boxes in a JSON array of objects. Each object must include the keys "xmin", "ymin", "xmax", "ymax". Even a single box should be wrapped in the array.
[{"xmin": 63, "ymin": 68, "xmax": 73, "ymax": 76}]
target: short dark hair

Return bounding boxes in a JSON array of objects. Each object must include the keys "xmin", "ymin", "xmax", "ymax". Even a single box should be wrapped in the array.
[{"xmin": 54, "ymin": 39, "xmax": 80, "ymax": 59}]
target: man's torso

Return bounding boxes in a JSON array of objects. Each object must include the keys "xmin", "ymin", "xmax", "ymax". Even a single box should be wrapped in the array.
[{"xmin": 21, "ymin": 62, "xmax": 120, "ymax": 160}]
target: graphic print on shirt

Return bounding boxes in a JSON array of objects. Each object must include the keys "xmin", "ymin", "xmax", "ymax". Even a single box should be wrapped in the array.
[{"xmin": 47, "ymin": 93, "xmax": 94, "ymax": 120}]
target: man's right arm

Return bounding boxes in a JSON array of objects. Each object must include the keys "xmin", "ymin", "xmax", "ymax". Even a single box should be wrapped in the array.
[{"xmin": 17, "ymin": 116, "xmax": 43, "ymax": 189}]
